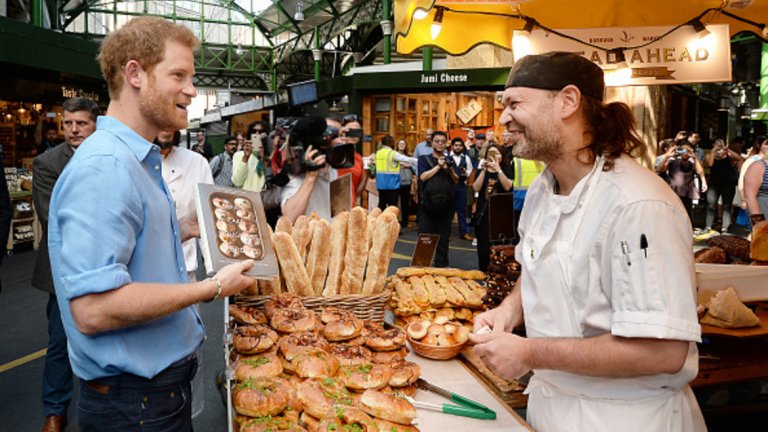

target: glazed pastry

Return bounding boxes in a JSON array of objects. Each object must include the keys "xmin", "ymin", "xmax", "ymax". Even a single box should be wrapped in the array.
[
  {"xmin": 298, "ymin": 377, "xmax": 355, "ymax": 420},
  {"xmin": 278, "ymin": 331, "xmax": 330, "ymax": 361},
  {"xmin": 328, "ymin": 344, "xmax": 373, "ymax": 366},
  {"xmin": 219, "ymin": 240, "xmax": 241, "ymax": 258},
  {"xmin": 233, "ymin": 325, "xmax": 279, "ymax": 354},
  {"xmin": 271, "ymin": 308, "xmax": 319, "ymax": 333},
  {"xmin": 212, "ymin": 196, "xmax": 234, "ymax": 210},
  {"xmin": 372, "ymin": 418, "xmax": 420, "ymax": 432},
  {"xmin": 292, "ymin": 348, "xmax": 340, "ymax": 379},
  {"xmin": 264, "ymin": 293, "xmax": 304, "ymax": 319},
  {"xmin": 322, "ymin": 313, "xmax": 363, "ymax": 342},
  {"xmin": 365, "ymin": 328, "xmax": 406, "ymax": 352},
  {"xmin": 229, "ymin": 304, "xmax": 267, "ymax": 326},
  {"xmin": 370, "ymin": 347, "xmax": 408, "ymax": 364},
  {"xmin": 233, "ymin": 376, "xmax": 292, "ymax": 417},
  {"xmin": 317, "ymin": 405, "xmax": 377, "ymax": 432},
  {"xmin": 387, "ymin": 360, "xmax": 420, "ymax": 387},
  {"xmin": 234, "ymin": 352, "xmax": 283, "ymax": 380},
  {"xmin": 359, "ymin": 389, "xmax": 417, "ymax": 426},
  {"xmin": 338, "ymin": 363, "xmax": 392, "ymax": 391}
]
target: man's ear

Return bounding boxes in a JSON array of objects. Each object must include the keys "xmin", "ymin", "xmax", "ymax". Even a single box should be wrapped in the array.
[
  {"xmin": 557, "ymin": 85, "xmax": 582, "ymax": 120},
  {"xmin": 124, "ymin": 60, "xmax": 144, "ymax": 90}
]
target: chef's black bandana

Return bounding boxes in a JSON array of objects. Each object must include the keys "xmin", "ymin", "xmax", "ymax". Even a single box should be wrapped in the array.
[{"xmin": 505, "ymin": 51, "xmax": 605, "ymax": 101}]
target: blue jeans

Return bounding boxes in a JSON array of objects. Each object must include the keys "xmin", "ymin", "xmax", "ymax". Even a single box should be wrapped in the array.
[
  {"xmin": 454, "ymin": 184, "xmax": 469, "ymax": 236},
  {"xmin": 43, "ymin": 294, "xmax": 74, "ymax": 416},
  {"xmin": 77, "ymin": 356, "xmax": 197, "ymax": 431}
]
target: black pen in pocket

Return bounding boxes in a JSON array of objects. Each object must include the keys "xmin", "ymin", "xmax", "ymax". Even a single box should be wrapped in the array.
[{"xmin": 640, "ymin": 234, "xmax": 648, "ymax": 258}]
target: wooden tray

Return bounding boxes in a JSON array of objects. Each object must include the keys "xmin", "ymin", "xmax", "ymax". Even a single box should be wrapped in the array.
[
  {"xmin": 459, "ymin": 346, "xmax": 527, "ymax": 409},
  {"xmin": 700, "ymin": 307, "xmax": 768, "ymax": 338}
]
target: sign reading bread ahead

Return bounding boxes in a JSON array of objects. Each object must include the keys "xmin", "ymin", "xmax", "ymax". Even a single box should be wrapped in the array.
[{"xmin": 513, "ymin": 24, "xmax": 731, "ymax": 86}]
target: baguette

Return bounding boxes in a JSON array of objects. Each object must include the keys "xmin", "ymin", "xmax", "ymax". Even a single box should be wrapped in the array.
[
  {"xmin": 341, "ymin": 207, "xmax": 369, "ymax": 295},
  {"xmin": 306, "ymin": 219, "xmax": 331, "ymax": 295},
  {"xmin": 260, "ymin": 225, "xmax": 283, "ymax": 295},
  {"xmin": 323, "ymin": 211, "xmax": 348, "ymax": 296},
  {"xmin": 366, "ymin": 207, "xmax": 382, "ymax": 251},
  {"xmin": 362, "ymin": 212, "xmax": 398, "ymax": 294},
  {"xmin": 291, "ymin": 215, "xmax": 312, "ymax": 263},
  {"xmin": 272, "ymin": 231, "xmax": 312, "ymax": 296},
  {"xmin": 381, "ymin": 206, "xmax": 400, "ymax": 219},
  {"xmin": 421, "ymin": 275, "xmax": 447, "ymax": 307},
  {"xmin": 275, "ymin": 216, "xmax": 293, "ymax": 235}
]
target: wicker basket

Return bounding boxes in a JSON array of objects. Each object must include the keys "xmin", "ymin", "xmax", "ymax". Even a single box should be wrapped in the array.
[
  {"xmin": 235, "ymin": 291, "xmax": 391, "ymax": 323},
  {"xmin": 407, "ymin": 335, "xmax": 467, "ymax": 360}
]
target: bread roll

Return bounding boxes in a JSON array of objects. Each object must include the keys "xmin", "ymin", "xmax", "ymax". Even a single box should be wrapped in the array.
[
  {"xmin": 341, "ymin": 207, "xmax": 368, "ymax": 295},
  {"xmin": 701, "ymin": 286, "xmax": 760, "ymax": 328},
  {"xmin": 306, "ymin": 219, "xmax": 331, "ymax": 295},
  {"xmin": 273, "ymin": 232, "xmax": 313, "ymax": 296},
  {"xmin": 291, "ymin": 215, "xmax": 312, "ymax": 262},
  {"xmin": 363, "ymin": 212, "xmax": 399, "ymax": 294},
  {"xmin": 751, "ymin": 221, "xmax": 768, "ymax": 262},
  {"xmin": 323, "ymin": 211, "xmax": 348, "ymax": 296}
]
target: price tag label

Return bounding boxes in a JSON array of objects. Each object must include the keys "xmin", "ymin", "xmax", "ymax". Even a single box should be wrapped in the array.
[{"xmin": 411, "ymin": 234, "xmax": 439, "ymax": 267}]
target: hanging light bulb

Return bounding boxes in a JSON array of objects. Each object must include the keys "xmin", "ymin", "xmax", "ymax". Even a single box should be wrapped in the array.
[
  {"xmin": 430, "ymin": 6, "xmax": 445, "ymax": 40},
  {"xmin": 412, "ymin": 8, "xmax": 429, "ymax": 20},
  {"xmin": 294, "ymin": 1, "xmax": 304, "ymax": 22},
  {"xmin": 690, "ymin": 18, "xmax": 711, "ymax": 39}
]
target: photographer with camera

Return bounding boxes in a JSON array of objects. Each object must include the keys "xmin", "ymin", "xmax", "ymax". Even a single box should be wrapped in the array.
[
  {"xmin": 279, "ymin": 116, "xmax": 355, "ymax": 223},
  {"xmin": 449, "ymin": 137, "xmax": 474, "ymax": 241},
  {"xmin": 658, "ymin": 139, "xmax": 708, "ymax": 226}
]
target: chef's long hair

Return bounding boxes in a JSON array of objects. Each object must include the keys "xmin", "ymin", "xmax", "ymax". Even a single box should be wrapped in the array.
[{"xmin": 580, "ymin": 97, "xmax": 647, "ymax": 172}]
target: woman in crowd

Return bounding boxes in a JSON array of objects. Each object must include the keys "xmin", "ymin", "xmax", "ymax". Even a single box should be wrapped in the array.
[
  {"xmin": 472, "ymin": 143, "xmax": 513, "ymax": 272},
  {"xmin": 396, "ymin": 138, "xmax": 415, "ymax": 228},
  {"xmin": 704, "ymin": 138, "xmax": 742, "ymax": 233},
  {"xmin": 743, "ymin": 137, "xmax": 768, "ymax": 224},
  {"xmin": 657, "ymin": 142, "xmax": 707, "ymax": 225}
]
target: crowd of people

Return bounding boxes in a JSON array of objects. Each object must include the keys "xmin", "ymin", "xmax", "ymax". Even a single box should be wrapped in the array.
[{"xmin": 11, "ymin": 14, "xmax": 768, "ymax": 432}]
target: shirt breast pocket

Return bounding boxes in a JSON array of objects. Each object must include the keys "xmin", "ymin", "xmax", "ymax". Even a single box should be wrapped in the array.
[{"xmin": 612, "ymin": 245, "xmax": 666, "ymax": 312}]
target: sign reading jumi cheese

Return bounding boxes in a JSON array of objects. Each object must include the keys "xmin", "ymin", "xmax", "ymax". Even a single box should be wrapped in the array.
[
  {"xmin": 419, "ymin": 72, "xmax": 469, "ymax": 84},
  {"xmin": 513, "ymin": 24, "xmax": 731, "ymax": 86}
]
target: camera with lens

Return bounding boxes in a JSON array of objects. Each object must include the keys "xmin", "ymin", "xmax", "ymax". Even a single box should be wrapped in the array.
[{"xmin": 279, "ymin": 116, "xmax": 356, "ymax": 173}]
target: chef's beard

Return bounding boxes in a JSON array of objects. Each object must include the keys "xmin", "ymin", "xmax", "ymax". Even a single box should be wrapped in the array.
[
  {"xmin": 139, "ymin": 77, "xmax": 187, "ymax": 132},
  {"xmin": 512, "ymin": 102, "xmax": 563, "ymax": 163}
]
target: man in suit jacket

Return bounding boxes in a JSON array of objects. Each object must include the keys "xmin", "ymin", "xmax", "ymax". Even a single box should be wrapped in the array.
[{"xmin": 32, "ymin": 97, "xmax": 99, "ymax": 432}]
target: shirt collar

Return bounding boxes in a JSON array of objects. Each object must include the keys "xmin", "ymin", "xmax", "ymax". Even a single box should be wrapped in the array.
[
  {"xmin": 96, "ymin": 116, "xmax": 157, "ymax": 162},
  {"xmin": 538, "ymin": 157, "xmax": 601, "ymax": 214}
]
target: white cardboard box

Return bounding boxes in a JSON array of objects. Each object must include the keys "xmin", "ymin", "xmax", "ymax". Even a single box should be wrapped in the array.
[{"xmin": 695, "ymin": 263, "xmax": 768, "ymax": 304}]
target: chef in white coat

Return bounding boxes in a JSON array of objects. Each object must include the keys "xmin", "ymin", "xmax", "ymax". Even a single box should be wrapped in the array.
[{"xmin": 469, "ymin": 52, "xmax": 706, "ymax": 432}]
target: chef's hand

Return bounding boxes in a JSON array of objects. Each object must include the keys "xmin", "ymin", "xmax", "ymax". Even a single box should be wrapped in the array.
[
  {"xmin": 471, "ymin": 303, "xmax": 518, "ymax": 335},
  {"xmin": 177, "ymin": 213, "xmax": 200, "ymax": 242},
  {"xmin": 213, "ymin": 260, "xmax": 256, "ymax": 297},
  {"xmin": 471, "ymin": 331, "xmax": 532, "ymax": 380}
]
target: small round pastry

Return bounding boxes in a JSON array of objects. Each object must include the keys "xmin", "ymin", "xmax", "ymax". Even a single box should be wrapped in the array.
[
  {"xmin": 320, "ymin": 307, "xmax": 352, "ymax": 324},
  {"xmin": 328, "ymin": 344, "xmax": 373, "ymax": 366},
  {"xmin": 234, "ymin": 197, "xmax": 254, "ymax": 210},
  {"xmin": 406, "ymin": 320, "xmax": 430, "ymax": 340},
  {"xmin": 281, "ymin": 355, "xmax": 296, "ymax": 375},
  {"xmin": 272, "ymin": 308, "xmax": 319, "ymax": 334},
  {"xmin": 229, "ymin": 304, "xmax": 267, "ymax": 326},
  {"xmin": 434, "ymin": 307, "xmax": 455, "ymax": 324},
  {"xmin": 232, "ymin": 377, "xmax": 292, "ymax": 417},
  {"xmin": 240, "ymin": 232, "xmax": 262, "ymax": 247},
  {"xmin": 233, "ymin": 325, "xmax": 279, "ymax": 354},
  {"xmin": 279, "ymin": 331, "xmax": 330, "ymax": 361},
  {"xmin": 387, "ymin": 360, "xmax": 420, "ymax": 387},
  {"xmin": 235, "ymin": 352, "xmax": 283, "ymax": 381},
  {"xmin": 359, "ymin": 389, "xmax": 417, "ymax": 426},
  {"xmin": 239, "ymin": 218, "xmax": 259, "ymax": 234},
  {"xmin": 322, "ymin": 314, "xmax": 363, "ymax": 342},
  {"xmin": 372, "ymin": 418, "xmax": 421, "ymax": 432},
  {"xmin": 242, "ymin": 244, "xmax": 263, "ymax": 260},
  {"xmin": 214, "ymin": 208, "xmax": 234, "ymax": 221},
  {"xmin": 343, "ymin": 335, "xmax": 366, "ymax": 347},
  {"xmin": 370, "ymin": 347, "xmax": 408, "ymax": 364},
  {"xmin": 264, "ymin": 293, "xmax": 305, "ymax": 319},
  {"xmin": 212, "ymin": 197, "xmax": 234, "ymax": 210},
  {"xmin": 297, "ymin": 377, "xmax": 355, "ymax": 419},
  {"xmin": 365, "ymin": 328, "xmax": 406, "ymax": 352},
  {"xmin": 359, "ymin": 320, "xmax": 384, "ymax": 338},
  {"xmin": 237, "ymin": 207, "xmax": 255, "ymax": 220},
  {"xmin": 216, "ymin": 219, "xmax": 238, "ymax": 232},
  {"xmin": 317, "ymin": 405, "xmax": 377, "ymax": 432},
  {"xmin": 219, "ymin": 241, "xmax": 241, "ymax": 258},
  {"xmin": 218, "ymin": 230, "xmax": 240, "ymax": 243},
  {"xmin": 292, "ymin": 348, "xmax": 339, "ymax": 379},
  {"xmin": 338, "ymin": 363, "xmax": 393, "ymax": 391},
  {"xmin": 299, "ymin": 411, "xmax": 320, "ymax": 432}
]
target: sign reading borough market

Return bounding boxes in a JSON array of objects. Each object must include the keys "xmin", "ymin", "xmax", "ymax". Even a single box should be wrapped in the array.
[{"xmin": 513, "ymin": 24, "xmax": 731, "ymax": 86}]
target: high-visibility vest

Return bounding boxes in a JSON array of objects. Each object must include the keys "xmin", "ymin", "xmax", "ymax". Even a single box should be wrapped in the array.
[
  {"xmin": 513, "ymin": 158, "xmax": 544, "ymax": 211},
  {"xmin": 375, "ymin": 146, "xmax": 401, "ymax": 190}
]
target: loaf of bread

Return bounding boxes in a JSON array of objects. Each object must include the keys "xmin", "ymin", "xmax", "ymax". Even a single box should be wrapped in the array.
[
  {"xmin": 366, "ymin": 207, "xmax": 382, "ymax": 251},
  {"xmin": 707, "ymin": 235, "xmax": 752, "ymax": 262},
  {"xmin": 751, "ymin": 221, "xmax": 768, "ymax": 262},
  {"xmin": 700, "ymin": 286, "xmax": 760, "ymax": 328},
  {"xmin": 291, "ymin": 215, "xmax": 312, "ymax": 263},
  {"xmin": 396, "ymin": 267, "xmax": 485, "ymax": 280},
  {"xmin": 340, "ymin": 207, "xmax": 369, "ymax": 295},
  {"xmin": 362, "ymin": 212, "xmax": 398, "ymax": 295},
  {"xmin": 275, "ymin": 216, "xmax": 293, "ymax": 235},
  {"xmin": 272, "ymin": 232, "xmax": 312, "ymax": 296},
  {"xmin": 306, "ymin": 219, "xmax": 331, "ymax": 295},
  {"xmin": 694, "ymin": 246, "xmax": 727, "ymax": 264},
  {"xmin": 323, "ymin": 211, "xmax": 348, "ymax": 296}
]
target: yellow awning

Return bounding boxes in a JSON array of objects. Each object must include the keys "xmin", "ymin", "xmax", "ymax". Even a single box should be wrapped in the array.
[{"xmin": 394, "ymin": 0, "xmax": 768, "ymax": 55}]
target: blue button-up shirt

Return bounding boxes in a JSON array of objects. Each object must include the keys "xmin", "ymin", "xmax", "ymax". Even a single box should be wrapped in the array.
[{"xmin": 48, "ymin": 116, "xmax": 204, "ymax": 381}]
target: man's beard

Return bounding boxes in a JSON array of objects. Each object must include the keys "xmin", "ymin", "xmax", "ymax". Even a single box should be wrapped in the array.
[
  {"xmin": 139, "ymin": 78, "xmax": 187, "ymax": 131},
  {"xmin": 512, "ymin": 102, "xmax": 563, "ymax": 163}
]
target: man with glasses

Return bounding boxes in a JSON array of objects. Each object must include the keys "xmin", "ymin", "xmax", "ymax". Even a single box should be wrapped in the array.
[
  {"xmin": 418, "ymin": 131, "xmax": 457, "ymax": 266},
  {"xmin": 414, "ymin": 128, "xmax": 435, "ymax": 166}
]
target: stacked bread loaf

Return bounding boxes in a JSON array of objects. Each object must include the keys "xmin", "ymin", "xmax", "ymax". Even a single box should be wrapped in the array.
[
  {"xmin": 255, "ymin": 206, "xmax": 400, "ymax": 296},
  {"xmin": 484, "ymin": 245, "xmax": 521, "ymax": 308},
  {"xmin": 229, "ymin": 294, "xmax": 421, "ymax": 431},
  {"xmin": 389, "ymin": 267, "xmax": 487, "ymax": 329}
]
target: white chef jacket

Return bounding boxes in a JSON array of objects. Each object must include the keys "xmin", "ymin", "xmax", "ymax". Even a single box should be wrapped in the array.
[
  {"xmin": 516, "ymin": 155, "xmax": 705, "ymax": 432},
  {"xmin": 162, "ymin": 147, "xmax": 214, "ymax": 273}
]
